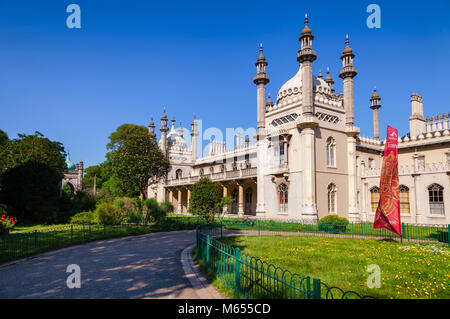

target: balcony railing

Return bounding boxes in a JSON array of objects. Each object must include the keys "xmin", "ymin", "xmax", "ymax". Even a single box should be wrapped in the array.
[{"xmin": 166, "ymin": 167, "xmax": 257, "ymax": 186}]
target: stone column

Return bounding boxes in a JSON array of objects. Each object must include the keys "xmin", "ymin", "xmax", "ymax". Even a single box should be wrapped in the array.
[
  {"xmin": 222, "ymin": 183, "xmax": 228, "ymax": 215},
  {"xmin": 238, "ymin": 181, "xmax": 244, "ymax": 217},
  {"xmin": 187, "ymin": 187, "xmax": 191, "ymax": 211},
  {"xmin": 177, "ymin": 189, "xmax": 182, "ymax": 214},
  {"xmin": 168, "ymin": 189, "xmax": 173, "ymax": 205},
  {"xmin": 346, "ymin": 127, "xmax": 360, "ymax": 222},
  {"xmin": 300, "ymin": 125, "xmax": 317, "ymax": 218}
]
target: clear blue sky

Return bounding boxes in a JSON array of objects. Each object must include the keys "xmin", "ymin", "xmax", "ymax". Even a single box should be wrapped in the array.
[{"xmin": 1, "ymin": 0, "xmax": 449, "ymax": 168}]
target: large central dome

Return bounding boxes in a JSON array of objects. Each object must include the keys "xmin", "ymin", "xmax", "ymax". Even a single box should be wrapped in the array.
[{"xmin": 276, "ymin": 66, "xmax": 331, "ymax": 107}]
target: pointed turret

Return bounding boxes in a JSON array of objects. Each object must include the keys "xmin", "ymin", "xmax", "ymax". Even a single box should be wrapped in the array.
[
  {"xmin": 339, "ymin": 35, "xmax": 358, "ymax": 126},
  {"xmin": 253, "ymin": 43, "xmax": 270, "ymax": 139}
]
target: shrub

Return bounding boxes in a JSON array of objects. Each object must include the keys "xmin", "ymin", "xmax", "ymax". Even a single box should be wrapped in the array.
[
  {"xmin": 95, "ymin": 203, "xmax": 124, "ymax": 225},
  {"xmin": 318, "ymin": 215, "xmax": 349, "ymax": 233},
  {"xmin": 0, "ymin": 214, "xmax": 16, "ymax": 235},
  {"xmin": 188, "ymin": 178, "xmax": 221, "ymax": 222},
  {"xmin": 160, "ymin": 200, "xmax": 174, "ymax": 214},
  {"xmin": 70, "ymin": 211, "xmax": 98, "ymax": 225},
  {"xmin": 143, "ymin": 198, "xmax": 166, "ymax": 223}
]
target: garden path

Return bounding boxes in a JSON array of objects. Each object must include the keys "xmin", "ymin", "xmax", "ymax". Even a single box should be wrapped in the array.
[{"xmin": 0, "ymin": 230, "xmax": 198, "ymax": 298}]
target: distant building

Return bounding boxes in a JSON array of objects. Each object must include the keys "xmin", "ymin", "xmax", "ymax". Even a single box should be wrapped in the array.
[
  {"xmin": 62, "ymin": 153, "xmax": 83, "ymax": 194},
  {"xmin": 147, "ymin": 16, "xmax": 450, "ymax": 225}
]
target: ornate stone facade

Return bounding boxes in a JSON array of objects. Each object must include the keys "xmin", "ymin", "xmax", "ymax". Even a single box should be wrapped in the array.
[{"xmin": 147, "ymin": 16, "xmax": 450, "ymax": 225}]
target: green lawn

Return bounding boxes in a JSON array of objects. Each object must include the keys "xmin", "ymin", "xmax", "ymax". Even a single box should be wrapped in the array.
[{"xmin": 217, "ymin": 235, "xmax": 450, "ymax": 299}]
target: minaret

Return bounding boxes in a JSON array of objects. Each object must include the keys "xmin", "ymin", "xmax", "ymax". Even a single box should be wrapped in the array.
[
  {"xmin": 409, "ymin": 93, "xmax": 425, "ymax": 137},
  {"xmin": 253, "ymin": 43, "xmax": 270, "ymax": 137},
  {"xmin": 296, "ymin": 14, "xmax": 319, "ymax": 220},
  {"xmin": 253, "ymin": 44, "xmax": 270, "ymax": 217},
  {"xmin": 370, "ymin": 87, "xmax": 381, "ymax": 140},
  {"xmin": 159, "ymin": 108, "xmax": 169, "ymax": 158},
  {"xmin": 190, "ymin": 114, "xmax": 198, "ymax": 163},
  {"xmin": 339, "ymin": 35, "xmax": 360, "ymax": 222},
  {"xmin": 297, "ymin": 13, "xmax": 317, "ymax": 116},
  {"xmin": 148, "ymin": 117, "xmax": 156, "ymax": 140},
  {"xmin": 324, "ymin": 67, "xmax": 335, "ymax": 93},
  {"xmin": 339, "ymin": 35, "xmax": 358, "ymax": 126}
]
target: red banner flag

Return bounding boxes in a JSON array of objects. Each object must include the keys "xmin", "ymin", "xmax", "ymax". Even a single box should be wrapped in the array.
[{"xmin": 373, "ymin": 126, "xmax": 402, "ymax": 236}]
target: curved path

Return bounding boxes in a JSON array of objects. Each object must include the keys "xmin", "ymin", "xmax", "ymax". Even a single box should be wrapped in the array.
[{"xmin": 0, "ymin": 230, "xmax": 199, "ymax": 298}]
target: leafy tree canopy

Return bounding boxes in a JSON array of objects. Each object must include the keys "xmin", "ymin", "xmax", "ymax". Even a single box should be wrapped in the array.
[
  {"xmin": 106, "ymin": 124, "xmax": 148, "ymax": 151},
  {"xmin": 107, "ymin": 124, "xmax": 168, "ymax": 199},
  {"xmin": 5, "ymin": 131, "xmax": 66, "ymax": 177}
]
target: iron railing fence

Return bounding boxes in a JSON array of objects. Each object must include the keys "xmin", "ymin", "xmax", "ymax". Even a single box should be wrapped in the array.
[
  {"xmin": 0, "ymin": 224, "xmax": 153, "ymax": 263},
  {"xmin": 196, "ymin": 227, "xmax": 376, "ymax": 299},
  {"xmin": 199, "ymin": 219, "xmax": 449, "ymax": 245},
  {"xmin": 0, "ymin": 217, "xmax": 203, "ymax": 264}
]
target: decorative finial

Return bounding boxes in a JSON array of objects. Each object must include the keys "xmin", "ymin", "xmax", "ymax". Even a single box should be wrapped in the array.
[
  {"xmin": 163, "ymin": 106, "xmax": 166, "ymax": 113},
  {"xmin": 327, "ymin": 67, "xmax": 330, "ymax": 74},
  {"xmin": 259, "ymin": 43, "xmax": 263, "ymax": 52},
  {"xmin": 318, "ymin": 69, "xmax": 322, "ymax": 78},
  {"xmin": 305, "ymin": 13, "xmax": 308, "ymax": 25},
  {"xmin": 374, "ymin": 86, "xmax": 377, "ymax": 92},
  {"xmin": 345, "ymin": 34, "xmax": 349, "ymax": 45}
]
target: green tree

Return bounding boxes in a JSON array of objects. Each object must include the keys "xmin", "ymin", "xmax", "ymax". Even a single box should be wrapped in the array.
[
  {"xmin": 0, "ymin": 161, "xmax": 61, "ymax": 222},
  {"xmin": 188, "ymin": 177, "xmax": 233, "ymax": 222},
  {"xmin": 5, "ymin": 131, "xmax": 66, "ymax": 176},
  {"xmin": 0, "ymin": 129, "xmax": 10, "ymax": 175},
  {"xmin": 83, "ymin": 161, "xmax": 113, "ymax": 189},
  {"xmin": 106, "ymin": 124, "xmax": 148, "ymax": 151},
  {"xmin": 108, "ymin": 124, "xmax": 169, "ymax": 199}
]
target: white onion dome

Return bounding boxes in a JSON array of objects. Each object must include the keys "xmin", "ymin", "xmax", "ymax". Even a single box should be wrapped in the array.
[{"xmin": 276, "ymin": 66, "xmax": 332, "ymax": 106}]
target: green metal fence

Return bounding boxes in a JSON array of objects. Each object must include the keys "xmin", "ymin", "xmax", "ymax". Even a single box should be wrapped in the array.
[
  {"xmin": 0, "ymin": 224, "xmax": 154, "ymax": 264},
  {"xmin": 196, "ymin": 227, "xmax": 376, "ymax": 299},
  {"xmin": 201, "ymin": 218, "xmax": 449, "ymax": 245},
  {"xmin": 0, "ymin": 217, "xmax": 205, "ymax": 264}
]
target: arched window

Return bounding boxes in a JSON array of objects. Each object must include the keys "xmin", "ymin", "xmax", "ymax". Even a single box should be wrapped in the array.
[
  {"xmin": 370, "ymin": 186, "xmax": 380, "ymax": 213},
  {"xmin": 326, "ymin": 137, "xmax": 336, "ymax": 167},
  {"xmin": 232, "ymin": 161, "xmax": 237, "ymax": 171},
  {"xmin": 428, "ymin": 184, "xmax": 444, "ymax": 215},
  {"xmin": 175, "ymin": 169, "xmax": 182, "ymax": 179},
  {"xmin": 278, "ymin": 183, "xmax": 288, "ymax": 213},
  {"xmin": 399, "ymin": 185, "xmax": 410, "ymax": 214},
  {"xmin": 327, "ymin": 183, "xmax": 337, "ymax": 214},
  {"xmin": 210, "ymin": 166, "xmax": 214, "ymax": 174},
  {"xmin": 199, "ymin": 168, "xmax": 204, "ymax": 176}
]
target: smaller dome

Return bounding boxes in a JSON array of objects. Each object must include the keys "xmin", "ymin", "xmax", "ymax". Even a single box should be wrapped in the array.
[
  {"xmin": 371, "ymin": 87, "xmax": 380, "ymax": 99},
  {"xmin": 65, "ymin": 154, "xmax": 76, "ymax": 170}
]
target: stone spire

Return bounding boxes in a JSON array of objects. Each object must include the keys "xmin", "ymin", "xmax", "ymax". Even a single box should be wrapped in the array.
[
  {"xmin": 159, "ymin": 107, "xmax": 169, "ymax": 158},
  {"xmin": 148, "ymin": 116, "xmax": 156, "ymax": 139},
  {"xmin": 190, "ymin": 113, "xmax": 198, "ymax": 163},
  {"xmin": 370, "ymin": 86, "xmax": 381, "ymax": 140},
  {"xmin": 253, "ymin": 43, "xmax": 270, "ymax": 139},
  {"xmin": 324, "ymin": 67, "xmax": 334, "ymax": 93},
  {"xmin": 339, "ymin": 34, "xmax": 358, "ymax": 126},
  {"xmin": 297, "ymin": 13, "xmax": 317, "ymax": 116}
]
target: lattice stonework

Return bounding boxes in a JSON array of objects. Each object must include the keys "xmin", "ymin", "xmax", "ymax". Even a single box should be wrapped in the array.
[
  {"xmin": 271, "ymin": 113, "xmax": 298, "ymax": 127},
  {"xmin": 315, "ymin": 112, "xmax": 340, "ymax": 124}
]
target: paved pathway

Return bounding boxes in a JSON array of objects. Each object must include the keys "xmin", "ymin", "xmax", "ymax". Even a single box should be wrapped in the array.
[{"xmin": 0, "ymin": 230, "xmax": 199, "ymax": 298}]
